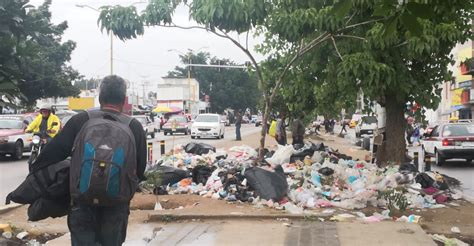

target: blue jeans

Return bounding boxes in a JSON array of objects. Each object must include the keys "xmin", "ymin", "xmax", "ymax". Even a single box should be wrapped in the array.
[
  {"xmin": 235, "ymin": 124, "xmax": 241, "ymax": 140},
  {"xmin": 68, "ymin": 203, "xmax": 129, "ymax": 246}
]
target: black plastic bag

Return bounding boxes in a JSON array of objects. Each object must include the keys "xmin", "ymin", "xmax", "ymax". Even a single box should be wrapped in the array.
[
  {"xmin": 6, "ymin": 160, "xmax": 70, "ymax": 205},
  {"xmin": 399, "ymin": 162, "xmax": 418, "ymax": 173},
  {"xmin": 154, "ymin": 165, "xmax": 189, "ymax": 186},
  {"xmin": 244, "ymin": 166, "xmax": 288, "ymax": 201},
  {"xmin": 192, "ymin": 165, "xmax": 215, "ymax": 185},
  {"xmin": 290, "ymin": 143, "xmax": 320, "ymax": 162},
  {"xmin": 415, "ymin": 173, "xmax": 435, "ymax": 189},
  {"xmin": 184, "ymin": 142, "xmax": 216, "ymax": 155},
  {"xmin": 28, "ymin": 197, "xmax": 69, "ymax": 221},
  {"xmin": 318, "ymin": 167, "xmax": 334, "ymax": 176}
]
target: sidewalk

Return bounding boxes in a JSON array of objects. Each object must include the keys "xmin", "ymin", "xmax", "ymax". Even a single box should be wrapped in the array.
[{"xmin": 2, "ymin": 129, "xmax": 472, "ymax": 245}]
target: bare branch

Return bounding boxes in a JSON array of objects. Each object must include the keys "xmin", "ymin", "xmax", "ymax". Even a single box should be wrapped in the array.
[
  {"xmin": 246, "ymin": 30, "xmax": 249, "ymax": 50},
  {"xmin": 334, "ymin": 34, "xmax": 366, "ymax": 41},
  {"xmin": 269, "ymin": 33, "xmax": 331, "ymax": 103},
  {"xmin": 394, "ymin": 41, "xmax": 408, "ymax": 48},
  {"xmin": 156, "ymin": 23, "xmax": 207, "ymax": 31},
  {"xmin": 208, "ymin": 28, "xmax": 265, "ymax": 92},
  {"xmin": 331, "ymin": 36, "xmax": 344, "ymax": 61},
  {"xmin": 346, "ymin": 12, "xmax": 356, "ymax": 25},
  {"xmin": 338, "ymin": 18, "xmax": 385, "ymax": 32}
]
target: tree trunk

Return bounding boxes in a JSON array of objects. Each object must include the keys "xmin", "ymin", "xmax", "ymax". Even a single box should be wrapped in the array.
[
  {"xmin": 258, "ymin": 100, "xmax": 270, "ymax": 160},
  {"xmin": 376, "ymin": 94, "xmax": 406, "ymax": 166}
]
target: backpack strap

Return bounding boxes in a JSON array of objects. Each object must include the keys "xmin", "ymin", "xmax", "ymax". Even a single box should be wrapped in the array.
[{"xmin": 86, "ymin": 109, "xmax": 133, "ymax": 126}]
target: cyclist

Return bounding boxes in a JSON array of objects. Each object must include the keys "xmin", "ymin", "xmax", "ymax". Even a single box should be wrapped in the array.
[{"xmin": 25, "ymin": 105, "xmax": 61, "ymax": 142}]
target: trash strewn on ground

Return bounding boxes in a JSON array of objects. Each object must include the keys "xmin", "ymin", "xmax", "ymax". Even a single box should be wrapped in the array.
[
  {"xmin": 431, "ymin": 234, "xmax": 469, "ymax": 246},
  {"xmin": 140, "ymin": 141, "xmax": 464, "ymax": 223},
  {"xmin": 0, "ymin": 223, "xmax": 63, "ymax": 245}
]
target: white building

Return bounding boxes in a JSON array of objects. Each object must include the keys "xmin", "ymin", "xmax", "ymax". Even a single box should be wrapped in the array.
[{"xmin": 156, "ymin": 77, "xmax": 200, "ymax": 115}]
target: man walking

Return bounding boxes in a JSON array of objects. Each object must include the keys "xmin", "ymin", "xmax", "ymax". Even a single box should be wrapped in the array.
[
  {"xmin": 33, "ymin": 75, "xmax": 147, "ymax": 245},
  {"xmin": 340, "ymin": 119, "xmax": 348, "ymax": 134},
  {"xmin": 235, "ymin": 110, "xmax": 242, "ymax": 141},
  {"xmin": 292, "ymin": 115, "xmax": 305, "ymax": 145},
  {"xmin": 275, "ymin": 112, "xmax": 287, "ymax": 145}
]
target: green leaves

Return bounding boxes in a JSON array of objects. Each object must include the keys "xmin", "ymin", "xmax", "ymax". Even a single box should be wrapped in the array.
[
  {"xmin": 331, "ymin": 0, "xmax": 352, "ymax": 19},
  {"xmin": 167, "ymin": 51, "xmax": 259, "ymax": 113},
  {"xmin": 400, "ymin": 11, "xmax": 422, "ymax": 36},
  {"xmin": 98, "ymin": 6, "xmax": 144, "ymax": 41},
  {"xmin": 190, "ymin": 0, "xmax": 270, "ymax": 33},
  {"xmin": 143, "ymin": 0, "xmax": 178, "ymax": 26},
  {"xmin": 0, "ymin": 0, "xmax": 80, "ymax": 106},
  {"xmin": 406, "ymin": 2, "xmax": 434, "ymax": 19}
]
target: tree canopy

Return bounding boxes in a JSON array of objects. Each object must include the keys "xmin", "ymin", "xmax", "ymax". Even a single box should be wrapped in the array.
[
  {"xmin": 74, "ymin": 77, "xmax": 100, "ymax": 91},
  {"xmin": 0, "ymin": 0, "xmax": 80, "ymax": 107},
  {"xmin": 97, "ymin": 0, "xmax": 473, "ymax": 162},
  {"xmin": 167, "ymin": 51, "xmax": 260, "ymax": 113},
  {"xmin": 265, "ymin": 0, "xmax": 472, "ymax": 164}
]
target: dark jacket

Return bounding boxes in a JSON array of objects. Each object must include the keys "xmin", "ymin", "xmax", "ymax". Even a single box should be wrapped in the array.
[
  {"xmin": 6, "ymin": 160, "xmax": 70, "ymax": 221},
  {"xmin": 32, "ymin": 110, "xmax": 147, "ymax": 181},
  {"xmin": 235, "ymin": 114, "xmax": 242, "ymax": 126}
]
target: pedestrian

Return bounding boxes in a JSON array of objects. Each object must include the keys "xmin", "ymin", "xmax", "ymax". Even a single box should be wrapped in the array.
[
  {"xmin": 340, "ymin": 119, "xmax": 348, "ymax": 134},
  {"xmin": 275, "ymin": 112, "xmax": 287, "ymax": 145},
  {"xmin": 292, "ymin": 115, "xmax": 305, "ymax": 145},
  {"xmin": 411, "ymin": 124, "xmax": 421, "ymax": 146},
  {"xmin": 406, "ymin": 116, "xmax": 414, "ymax": 145},
  {"xmin": 323, "ymin": 119, "xmax": 330, "ymax": 133},
  {"xmin": 32, "ymin": 75, "xmax": 147, "ymax": 246},
  {"xmin": 235, "ymin": 110, "xmax": 242, "ymax": 140},
  {"xmin": 330, "ymin": 119, "xmax": 336, "ymax": 134}
]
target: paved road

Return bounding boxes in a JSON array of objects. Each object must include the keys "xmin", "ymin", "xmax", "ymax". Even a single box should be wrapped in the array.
[
  {"xmin": 0, "ymin": 124, "xmax": 260, "ymax": 203},
  {"xmin": 407, "ymin": 145, "xmax": 474, "ymax": 200}
]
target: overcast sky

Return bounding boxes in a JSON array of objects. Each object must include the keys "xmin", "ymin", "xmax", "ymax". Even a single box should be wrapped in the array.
[{"xmin": 29, "ymin": 0, "xmax": 264, "ymax": 92}]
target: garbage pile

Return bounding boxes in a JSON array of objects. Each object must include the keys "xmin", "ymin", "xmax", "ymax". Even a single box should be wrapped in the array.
[{"xmin": 141, "ymin": 142, "xmax": 464, "ymax": 215}]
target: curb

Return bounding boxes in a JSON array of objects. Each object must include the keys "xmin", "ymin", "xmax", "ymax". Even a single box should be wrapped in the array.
[
  {"xmin": 147, "ymin": 212, "xmax": 328, "ymax": 222},
  {"xmin": 0, "ymin": 203, "xmax": 23, "ymax": 215},
  {"xmin": 463, "ymin": 195, "xmax": 474, "ymax": 203}
]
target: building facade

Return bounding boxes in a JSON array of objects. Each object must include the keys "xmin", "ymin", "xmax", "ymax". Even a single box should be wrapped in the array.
[
  {"xmin": 156, "ymin": 77, "xmax": 200, "ymax": 115},
  {"xmin": 436, "ymin": 39, "xmax": 474, "ymax": 121}
]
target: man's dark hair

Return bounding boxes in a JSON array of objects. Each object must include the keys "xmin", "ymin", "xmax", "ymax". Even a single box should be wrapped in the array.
[{"xmin": 99, "ymin": 75, "xmax": 127, "ymax": 105}]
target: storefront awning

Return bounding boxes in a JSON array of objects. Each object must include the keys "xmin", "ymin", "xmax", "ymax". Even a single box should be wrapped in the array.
[{"xmin": 441, "ymin": 105, "xmax": 468, "ymax": 115}]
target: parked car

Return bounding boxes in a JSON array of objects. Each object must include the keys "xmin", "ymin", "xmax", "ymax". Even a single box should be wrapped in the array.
[
  {"xmin": 162, "ymin": 115, "xmax": 190, "ymax": 135},
  {"xmin": 191, "ymin": 114, "xmax": 225, "ymax": 139},
  {"xmin": 422, "ymin": 122, "xmax": 474, "ymax": 165},
  {"xmin": 0, "ymin": 115, "xmax": 34, "ymax": 159},
  {"xmin": 132, "ymin": 115, "xmax": 156, "ymax": 138},
  {"xmin": 355, "ymin": 116, "xmax": 377, "ymax": 137}
]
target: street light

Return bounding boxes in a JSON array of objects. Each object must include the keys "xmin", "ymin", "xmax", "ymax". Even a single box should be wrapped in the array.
[
  {"xmin": 76, "ymin": 2, "xmax": 148, "ymax": 76},
  {"xmin": 168, "ymin": 47, "xmax": 208, "ymax": 115},
  {"xmin": 75, "ymin": 4, "xmax": 114, "ymax": 75}
]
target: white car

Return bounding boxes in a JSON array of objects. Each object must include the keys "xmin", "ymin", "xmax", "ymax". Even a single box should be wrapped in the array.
[
  {"xmin": 191, "ymin": 114, "xmax": 225, "ymax": 139},
  {"xmin": 355, "ymin": 116, "xmax": 377, "ymax": 138},
  {"xmin": 132, "ymin": 115, "xmax": 156, "ymax": 138},
  {"xmin": 422, "ymin": 122, "xmax": 474, "ymax": 165}
]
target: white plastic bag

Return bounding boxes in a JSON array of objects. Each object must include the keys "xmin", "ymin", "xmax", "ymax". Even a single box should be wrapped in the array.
[{"xmin": 266, "ymin": 145, "xmax": 296, "ymax": 166}]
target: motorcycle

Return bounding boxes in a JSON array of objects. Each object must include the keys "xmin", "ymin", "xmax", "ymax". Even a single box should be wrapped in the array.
[{"xmin": 28, "ymin": 122, "xmax": 58, "ymax": 172}]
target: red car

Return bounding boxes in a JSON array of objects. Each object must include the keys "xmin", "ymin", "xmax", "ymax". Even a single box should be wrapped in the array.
[
  {"xmin": 0, "ymin": 114, "xmax": 35, "ymax": 160},
  {"xmin": 162, "ymin": 115, "xmax": 190, "ymax": 135}
]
